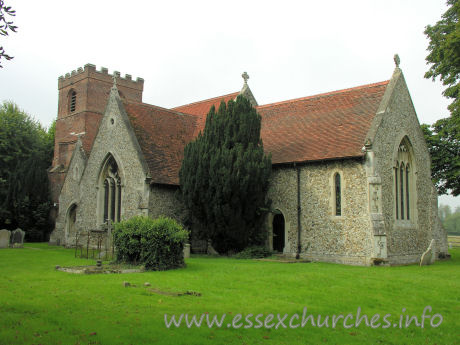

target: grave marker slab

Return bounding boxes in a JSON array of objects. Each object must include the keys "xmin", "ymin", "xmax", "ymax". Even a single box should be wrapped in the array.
[
  {"xmin": 0, "ymin": 230, "xmax": 11, "ymax": 249},
  {"xmin": 11, "ymin": 228, "xmax": 25, "ymax": 247},
  {"xmin": 420, "ymin": 239, "xmax": 436, "ymax": 266}
]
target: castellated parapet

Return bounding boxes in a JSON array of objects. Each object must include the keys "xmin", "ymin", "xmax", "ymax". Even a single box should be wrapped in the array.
[{"xmin": 58, "ymin": 63, "xmax": 144, "ymax": 91}]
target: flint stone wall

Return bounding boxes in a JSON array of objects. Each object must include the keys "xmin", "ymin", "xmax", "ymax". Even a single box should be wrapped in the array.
[
  {"xmin": 78, "ymin": 96, "xmax": 149, "ymax": 232},
  {"xmin": 267, "ymin": 159, "xmax": 372, "ymax": 265},
  {"xmin": 50, "ymin": 141, "xmax": 86, "ymax": 245},
  {"xmin": 148, "ymin": 184, "xmax": 184, "ymax": 222},
  {"xmin": 51, "ymin": 94, "xmax": 150, "ymax": 246},
  {"xmin": 371, "ymin": 72, "xmax": 448, "ymax": 264}
]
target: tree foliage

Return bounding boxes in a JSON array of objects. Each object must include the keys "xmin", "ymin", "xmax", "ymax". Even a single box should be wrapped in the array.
[
  {"xmin": 0, "ymin": 102, "xmax": 55, "ymax": 240},
  {"xmin": 425, "ymin": 0, "xmax": 460, "ymax": 119},
  {"xmin": 0, "ymin": 0, "xmax": 17, "ymax": 68},
  {"xmin": 179, "ymin": 95, "xmax": 271, "ymax": 253},
  {"xmin": 438, "ymin": 203, "xmax": 453, "ymax": 222},
  {"xmin": 421, "ymin": 121, "xmax": 460, "ymax": 196},
  {"xmin": 423, "ymin": 0, "xmax": 460, "ymax": 196},
  {"xmin": 439, "ymin": 203, "xmax": 460, "ymax": 234}
]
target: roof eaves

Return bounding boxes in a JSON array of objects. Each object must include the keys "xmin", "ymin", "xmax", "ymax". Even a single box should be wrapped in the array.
[{"xmin": 272, "ymin": 154, "xmax": 365, "ymax": 167}]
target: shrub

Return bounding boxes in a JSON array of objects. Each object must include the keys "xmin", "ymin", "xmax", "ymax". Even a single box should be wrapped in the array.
[
  {"xmin": 234, "ymin": 245, "xmax": 272, "ymax": 259},
  {"xmin": 113, "ymin": 216, "xmax": 189, "ymax": 270}
]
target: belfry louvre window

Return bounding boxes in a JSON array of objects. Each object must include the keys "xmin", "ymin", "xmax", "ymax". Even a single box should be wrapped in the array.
[
  {"xmin": 394, "ymin": 138, "xmax": 414, "ymax": 221},
  {"xmin": 70, "ymin": 91, "xmax": 77, "ymax": 112}
]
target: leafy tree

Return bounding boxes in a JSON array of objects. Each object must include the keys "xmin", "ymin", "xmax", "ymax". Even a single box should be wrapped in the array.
[
  {"xmin": 0, "ymin": 102, "xmax": 54, "ymax": 241},
  {"xmin": 438, "ymin": 203, "xmax": 452, "ymax": 222},
  {"xmin": 438, "ymin": 203, "xmax": 460, "ymax": 234},
  {"xmin": 423, "ymin": 0, "xmax": 460, "ymax": 196},
  {"xmin": 179, "ymin": 95, "xmax": 271, "ymax": 253},
  {"xmin": 425, "ymin": 0, "xmax": 460, "ymax": 120},
  {"xmin": 443, "ymin": 208, "xmax": 460, "ymax": 234},
  {"xmin": 421, "ymin": 121, "xmax": 460, "ymax": 195},
  {"xmin": 0, "ymin": 0, "xmax": 17, "ymax": 68}
]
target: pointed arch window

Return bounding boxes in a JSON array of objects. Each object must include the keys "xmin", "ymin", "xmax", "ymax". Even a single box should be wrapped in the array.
[
  {"xmin": 394, "ymin": 138, "xmax": 415, "ymax": 221},
  {"xmin": 99, "ymin": 156, "xmax": 122, "ymax": 224}
]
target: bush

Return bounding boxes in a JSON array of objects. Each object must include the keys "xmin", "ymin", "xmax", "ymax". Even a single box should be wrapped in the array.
[
  {"xmin": 113, "ymin": 216, "xmax": 189, "ymax": 270},
  {"xmin": 234, "ymin": 246, "xmax": 272, "ymax": 259}
]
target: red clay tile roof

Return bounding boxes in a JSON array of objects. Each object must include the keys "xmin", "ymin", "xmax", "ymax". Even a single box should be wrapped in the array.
[
  {"xmin": 172, "ymin": 91, "xmax": 240, "ymax": 116},
  {"xmin": 257, "ymin": 81, "xmax": 389, "ymax": 165},
  {"xmin": 123, "ymin": 81, "xmax": 389, "ymax": 185},
  {"xmin": 124, "ymin": 101, "xmax": 198, "ymax": 185},
  {"xmin": 172, "ymin": 91, "xmax": 240, "ymax": 137}
]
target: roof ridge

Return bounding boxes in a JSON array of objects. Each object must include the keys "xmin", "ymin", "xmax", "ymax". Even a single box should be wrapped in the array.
[
  {"xmin": 124, "ymin": 100, "xmax": 198, "ymax": 118},
  {"xmin": 172, "ymin": 91, "xmax": 240, "ymax": 110},
  {"xmin": 257, "ymin": 80, "xmax": 390, "ymax": 109}
]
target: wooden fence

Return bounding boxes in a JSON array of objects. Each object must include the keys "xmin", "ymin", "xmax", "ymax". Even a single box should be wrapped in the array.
[{"xmin": 448, "ymin": 236, "xmax": 460, "ymax": 248}]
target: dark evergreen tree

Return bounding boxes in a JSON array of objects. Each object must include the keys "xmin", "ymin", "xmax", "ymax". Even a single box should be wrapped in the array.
[
  {"xmin": 0, "ymin": 102, "xmax": 55, "ymax": 240},
  {"xmin": 179, "ymin": 95, "xmax": 271, "ymax": 253}
]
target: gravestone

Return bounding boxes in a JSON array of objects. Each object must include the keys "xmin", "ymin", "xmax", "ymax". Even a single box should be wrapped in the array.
[
  {"xmin": 0, "ymin": 230, "xmax": 11, "ymax": 249},
  {"xmin": 183, "ymin": 243, "xmax": 191, "ymax": 259},
  {"xmin": 11, "ymin": 228, "xmax": 25, "ymax": 248},
  {"xmin": 420, "ymin": 239, "xmax": 436, "ymax": 266},
  {"xmin": 207, "ymin": 240, "xmax": 219, "ymax": 255}
]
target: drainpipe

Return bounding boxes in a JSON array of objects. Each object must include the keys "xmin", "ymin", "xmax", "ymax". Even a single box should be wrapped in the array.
[{"xmin": 295, "ymin": 163, "xmax": 302, "ymax": 259}]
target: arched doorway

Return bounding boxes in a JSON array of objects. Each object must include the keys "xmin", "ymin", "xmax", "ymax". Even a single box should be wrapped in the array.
[
  {"xmin": 273, "ymin": 212, "xmax": 285, "ymax": 253},
  {"xmin": 65, "ymin": 204, "xmax": 77, "ymax": 243}
]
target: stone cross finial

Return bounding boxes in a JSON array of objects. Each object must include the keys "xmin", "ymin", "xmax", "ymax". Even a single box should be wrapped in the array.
[
  {"xmin": 242, "ymin": 71, "xmax": 249, "ymax": 85},
  {"xmin": 394, "ymin": 54, "xmax": 400, "ymax": 67}
]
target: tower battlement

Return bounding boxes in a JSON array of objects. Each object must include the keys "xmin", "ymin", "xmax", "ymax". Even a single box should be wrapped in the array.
[{"xmin": 58, "ymin": 63, "xmax": 144, "ymax": 90}]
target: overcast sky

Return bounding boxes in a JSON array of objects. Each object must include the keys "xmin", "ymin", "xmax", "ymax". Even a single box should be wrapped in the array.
[{"xmin": 0, "ymin": 0, "xmax": 458, "ymax": 208}]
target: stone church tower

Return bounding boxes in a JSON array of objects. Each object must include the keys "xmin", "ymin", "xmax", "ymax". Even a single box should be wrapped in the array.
[{"xmin": 48, "ymin": 64, "xmax": 144, "ymax": 214}]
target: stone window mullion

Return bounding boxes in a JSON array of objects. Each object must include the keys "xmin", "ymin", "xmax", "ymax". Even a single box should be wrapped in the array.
[{"xmin": 103, "ymin": 179, "xmax": 109, "ymax": 222}]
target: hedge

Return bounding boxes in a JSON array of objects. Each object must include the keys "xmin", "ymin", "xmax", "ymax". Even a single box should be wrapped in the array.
[{"xmin": 113, "ymin": 216, "xmax": 189, "ymax": 270}]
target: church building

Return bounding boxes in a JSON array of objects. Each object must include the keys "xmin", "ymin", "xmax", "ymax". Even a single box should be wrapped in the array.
[{"xmin": 48, "ymin": 58, "xmax": 449, "ymax": 265}]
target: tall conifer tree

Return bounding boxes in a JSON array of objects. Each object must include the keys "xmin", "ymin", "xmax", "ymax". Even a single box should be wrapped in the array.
[{"xmin": 179, "ymin": 95, "xmax": 271, "ymax": 253}]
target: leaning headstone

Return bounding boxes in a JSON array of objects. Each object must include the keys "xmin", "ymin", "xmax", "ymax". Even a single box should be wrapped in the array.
[
  {"xmin": 0, "ymin": 230, "xmax": 11, "ymax": 249},
  {"xmin": 207, "ymin": 240, "xmax": 219, "ymax": 255},
  {"xmin": 420, "ymin": 239, "xmax": 436, "ymax": 266},
  {"xmin": 11, "ymin": 228, "xmax": 25, "ymax": 248}
]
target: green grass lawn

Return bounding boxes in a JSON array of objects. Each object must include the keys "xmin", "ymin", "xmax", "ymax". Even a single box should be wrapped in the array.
[{"xmin": 0, "ymin": 244, "xmax": 459, "ymax": 345}]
